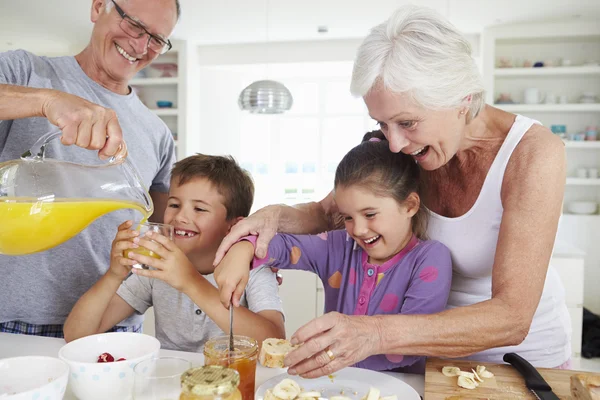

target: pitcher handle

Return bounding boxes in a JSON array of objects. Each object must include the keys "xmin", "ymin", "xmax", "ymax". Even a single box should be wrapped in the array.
[{"xmin": 21, "ymin": 130, "xmax": 128, "ymax": 165}]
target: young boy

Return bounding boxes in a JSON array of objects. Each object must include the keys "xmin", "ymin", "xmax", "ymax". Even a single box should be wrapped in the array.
[{"xmin": 64, "ymin": 154, "xmax": 285, "ymax": 351}]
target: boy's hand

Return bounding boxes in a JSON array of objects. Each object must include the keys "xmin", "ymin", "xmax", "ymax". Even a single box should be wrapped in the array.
[
  {"xmin": 214, "ymin": 241, "xmax": 254, "ymax": 309},
  {"xmin": 128, "ymin": 232, "xmax": 199, "ymax": 293},
  {"xmin": 109, "ymin": 220, "xmax": 140, "ymax": 280}
]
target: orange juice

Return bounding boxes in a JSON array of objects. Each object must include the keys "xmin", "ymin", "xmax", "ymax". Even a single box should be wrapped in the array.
[
  {"xmin": 0, "ymin": 197, "xmax": 150, "ymax": 255},
  {"xmin": 123, "ymin": 246, "xmax": 161, "ymax": 260}
]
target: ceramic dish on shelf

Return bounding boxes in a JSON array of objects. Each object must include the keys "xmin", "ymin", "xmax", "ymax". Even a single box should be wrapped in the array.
[{"xmin": 567, "ymin": 201, "xmax": 597, "ymax": 215}]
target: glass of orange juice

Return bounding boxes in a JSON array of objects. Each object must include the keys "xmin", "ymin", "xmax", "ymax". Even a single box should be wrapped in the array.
[{"xmin": 124, "ymin": 222, "xmax": 174, "ymax": 269}]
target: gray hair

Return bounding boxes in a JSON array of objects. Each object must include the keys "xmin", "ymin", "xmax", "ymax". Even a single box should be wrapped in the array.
[
  {"xmin": 105, "ymin": 0, "xmax": 182, "ymax": 20},
  {"xmin": 351, "ymin": 5, "xmax": 485, "ymax": 121}
]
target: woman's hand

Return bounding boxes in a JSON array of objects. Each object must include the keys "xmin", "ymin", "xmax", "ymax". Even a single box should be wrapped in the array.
[
  {"xmin": 108, "ymin": 220, "xmax": 140, "ymax": 280},
  {"xmin": 284, "ymin": 312, "xmax": 384, "ymax": 378},
  {"xmin": 213, "ymin": 205, "xmax": 283, "ymax": 265},
  {"xmin": 128, "ymin": 231, "xmax": 199, "ymax": 293}
]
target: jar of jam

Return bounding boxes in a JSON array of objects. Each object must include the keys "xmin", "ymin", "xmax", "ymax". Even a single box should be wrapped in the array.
[
  {"xmin": 180, "ymin": 365, "xmax": 242, "ymax": 400},
  {"xmin": 203, "ymin": 335, "xmax": 258, "ymax": 400}
]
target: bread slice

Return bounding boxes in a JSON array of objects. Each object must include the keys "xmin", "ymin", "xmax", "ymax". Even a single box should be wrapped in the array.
[
  {"xmin": 571, "ymin": 374, "xmax": 600, "ymax": 400},
  {"xmin": 259, "ymin": 338, "xmax": 296, "ymax": 368}
]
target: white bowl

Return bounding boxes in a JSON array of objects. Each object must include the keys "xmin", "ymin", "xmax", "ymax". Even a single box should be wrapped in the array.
[
  {"xmin": 58, "ymin": 332, "xmax": 160, "ymax": 400},
  {"xmin": 567, "ymin": 201, "xmax": 597, "ymax": 215},
  {"xmin": 0, "ymin": 356, "xmax": 69, "ymax": 399}
]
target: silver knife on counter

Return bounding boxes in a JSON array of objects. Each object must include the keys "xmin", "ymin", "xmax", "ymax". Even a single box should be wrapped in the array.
[{"xmin": 503, "ymin": 353, "xmax": 560, "ymax": 400}]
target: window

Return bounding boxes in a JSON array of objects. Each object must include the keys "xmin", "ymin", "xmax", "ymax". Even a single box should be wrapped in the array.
[{"xmin": 239, "ymin": 71, "xmax": 375, "ymax": 212}]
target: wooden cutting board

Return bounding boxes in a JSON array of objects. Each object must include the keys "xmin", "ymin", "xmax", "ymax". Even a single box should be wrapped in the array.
[{"xmin": 425, "ymin": 357, "xmax": 600, "ymax": 399}]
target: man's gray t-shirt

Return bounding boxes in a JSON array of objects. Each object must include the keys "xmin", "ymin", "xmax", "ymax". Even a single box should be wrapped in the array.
[
  {"xmin": 0, "ymin": 50, "xmax": 176, "ymax": 326},
  {"xmin": 117, "ymin": 267, "xmax": 284, "ymax": 352}
]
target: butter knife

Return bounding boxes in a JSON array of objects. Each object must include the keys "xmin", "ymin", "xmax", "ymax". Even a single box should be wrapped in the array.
[{"xmin": 503, "ymin": 353, "xmax": 560, "ymax": 400}]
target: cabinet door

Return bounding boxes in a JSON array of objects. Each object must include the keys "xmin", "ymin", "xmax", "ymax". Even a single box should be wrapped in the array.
[
  {"xmin": 568, "ymin": 306, "xmax": 583, "ymax": 357},
  {"xmin": 551, "ymin": 256, "xmax": 584, "ymax": 307},
  {"xmin": 277, "ymin": 270, "xmax": 318, "ymax": 338}
]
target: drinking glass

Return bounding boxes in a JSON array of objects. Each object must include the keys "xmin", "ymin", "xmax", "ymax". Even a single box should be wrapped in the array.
[
  {"xmin": 124, "ymin": 222, "xmax": 174, "ymax": 269},
  {"xmin": 133, "ymin": 357, "xmax": 192, "ymax": 400}
]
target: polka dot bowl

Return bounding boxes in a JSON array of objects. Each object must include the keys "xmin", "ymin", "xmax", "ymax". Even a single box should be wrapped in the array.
[
  {"xmin": 58, "ymin": 332, "xmax": 160, "ymax": 400},
  {"xmin": 0, "ymin": 356, "xmax": 69, "ymax": 400}
]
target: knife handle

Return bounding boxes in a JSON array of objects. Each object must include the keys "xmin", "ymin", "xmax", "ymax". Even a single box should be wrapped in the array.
[{"xmin": 503, "ymin": 353, "xmax": 551, "ymax": 391}]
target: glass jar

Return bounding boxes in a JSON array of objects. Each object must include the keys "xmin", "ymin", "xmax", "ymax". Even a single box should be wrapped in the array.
[
  {"xmin": 203, "ymin": 336, "xmax": 258, "ymax": 400},
  {"xmin": 180, "ymin": 365, "xmax": 242, "ymax": 400}
]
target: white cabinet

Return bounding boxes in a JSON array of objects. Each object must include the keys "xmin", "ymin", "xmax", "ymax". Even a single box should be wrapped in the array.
[
  {"xmin": 551, "ymin": 241, "xmax": 586, "ymax": 360},
  {"xmin": 277, "ymin": 270, "xmax": 320, "ymax": 338}
]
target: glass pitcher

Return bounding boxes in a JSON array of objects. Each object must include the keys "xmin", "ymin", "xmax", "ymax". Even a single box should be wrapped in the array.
[{"xmin": 0, "ymin": 131, "xmax": 154, "ymax": 256}]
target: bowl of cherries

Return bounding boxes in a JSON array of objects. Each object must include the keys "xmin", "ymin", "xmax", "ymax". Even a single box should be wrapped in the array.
[{"xmin": 58, "ymin": 332, "xmax": 160, "ymax": 400}]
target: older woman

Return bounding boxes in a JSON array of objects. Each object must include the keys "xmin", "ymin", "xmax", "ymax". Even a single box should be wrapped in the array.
[{"xmin": 215, "ymin": 5, "xmax": 570, "ymax": 377}]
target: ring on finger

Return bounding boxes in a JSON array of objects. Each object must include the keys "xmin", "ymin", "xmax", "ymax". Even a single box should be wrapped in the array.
[{"xmin": 325, "ymin": 348, "xmax": 335, "ymax": 362}]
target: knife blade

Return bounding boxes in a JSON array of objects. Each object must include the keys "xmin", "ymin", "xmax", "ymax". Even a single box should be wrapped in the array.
[{"xmin": 503, "ymin": 353, "xmax": 560, "ymax": 400}]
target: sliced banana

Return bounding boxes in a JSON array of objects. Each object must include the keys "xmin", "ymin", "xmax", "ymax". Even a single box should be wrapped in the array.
[
  {"xmin": 297, "ymin": 392, "xmax": 322, "ymax": 399},
  {"xmin": 457, "ymin": 375, "xmax": 479, "ymax": 390},
  {"xmin": 471, "ymin": 368, "xmax": 483, "ymax": 383},
  {"xmin": 442, "ymin": 366, "xmax": 461, "ymax": 377},
  {"xmin": 273, "ymin": 378, "xmax": 302, "ymax": 400},
  {"xmin": 457, "ymin": 371, "xmax": 475, "ymax": 379},
  {"xmin": 366, "ymin": 387, "xmax": 380, "ymax": 400},
  {"xmin": 476, "ymin": 365, "xmax": 494, "ymax": 379}
]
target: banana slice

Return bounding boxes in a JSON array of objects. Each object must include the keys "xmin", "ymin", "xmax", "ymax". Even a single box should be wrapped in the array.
[
  {"xmin": 297, "ymin": 392, "xmax": 321, "ymax": 399},
  {"xmin": 273, "ymin": 378, "xmax": 302, "ymax": 400},
  {"xmin": 457, "ymin": 371, "xmax": 475, "ymax": 379},
  {"xmin": 442, "ymin": 366, "xmax": 461, "ymax": 377},
  {"xmin": 366, "ymin": 387, "xmax": 380, "ymax": 400},
  {"xmin": 476, "ymin": 365, "xmax": 494, "ymax": 379},
  {"xmin": 471, "ymin": 368, "xmax": 483, "ymax": 383},
  {"xmin": 457, "ymin": 375, "xmax": 479, "ymax": 390}
]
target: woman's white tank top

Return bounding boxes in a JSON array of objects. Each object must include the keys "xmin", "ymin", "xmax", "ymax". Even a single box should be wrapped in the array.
[{"xmin": 427, "ymin": 115, "xmax": 571, "ymax": 367}]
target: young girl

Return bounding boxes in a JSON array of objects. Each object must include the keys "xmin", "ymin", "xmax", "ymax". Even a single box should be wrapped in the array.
[{"xmin": 215, "ymin": 137, "xmax": 452, "ymax": 373}]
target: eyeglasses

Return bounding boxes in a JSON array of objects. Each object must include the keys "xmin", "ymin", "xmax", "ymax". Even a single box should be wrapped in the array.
[{"xmin": 111, "ymin": 0, "xmax": 172, "ymax": 54}]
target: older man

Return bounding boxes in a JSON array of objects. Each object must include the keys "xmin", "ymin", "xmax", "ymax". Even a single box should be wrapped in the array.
[{"xmin": 0, "ymin": 0, "xmax": 180, "ymax": 336}]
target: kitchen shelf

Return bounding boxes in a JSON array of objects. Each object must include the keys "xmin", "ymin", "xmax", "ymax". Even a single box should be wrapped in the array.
[
  {"xmin": 566, "ymin": 178, "xmax": 600, "ymax": 186},
  {"xmin": 564, "ymin": 141, "xmax": 600, "ymax": 149},
  {"xmin": 130, "ymin": 77, "xmax": 179, "ymax": 86},
  {"xmin": 494, "ymin": 66, "xmax": 600, "ymax": 77},
  {"xmin": 495, "ymin": 104, "xmax": 600, "ymax": 113},
  {"xmin": 152, "ymin": 108, "xmax": 178, "ymax": 117}
]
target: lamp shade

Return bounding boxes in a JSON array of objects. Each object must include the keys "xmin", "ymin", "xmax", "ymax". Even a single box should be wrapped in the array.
[{"xmin": 238, "ymin": 80, "xmax": 293, "ymax": 114}]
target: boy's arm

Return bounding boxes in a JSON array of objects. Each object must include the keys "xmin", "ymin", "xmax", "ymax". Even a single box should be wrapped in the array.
[
  {"xmin": 64, "ymin": 273, "xmax": 136, "ymax": 342},
  {"xmin": 184, "ymin": 274, "xmax": 285, "ymax": 343}
]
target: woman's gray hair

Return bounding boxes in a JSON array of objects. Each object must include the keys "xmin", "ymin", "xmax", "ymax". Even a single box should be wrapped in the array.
[{"xmin": 351, "ymin": 5, "xmax": 485, "ymax": 121}]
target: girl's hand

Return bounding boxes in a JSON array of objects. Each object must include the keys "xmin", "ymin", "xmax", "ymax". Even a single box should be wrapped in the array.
[
  {"xmin": 284, "ymin": 312, "xmax": 384, "ymax": 378},
  {"xmin": 214, "ymin": 241, "xmax": 254, "ymax": 308},
  {"xmin": 128, "ymin": 231, "xmax": 199, "ymax": 293},
  {"xmin": 108, "ymin": 220, "xmax": 140, "ymax": 280}
]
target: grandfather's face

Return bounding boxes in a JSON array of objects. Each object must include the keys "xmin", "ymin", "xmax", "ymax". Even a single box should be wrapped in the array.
[
  {"xmin": 90, "ymin": 0, "xmax": 177, "ymax": 82},
  {"xmin": 364, "ymin": 86, "xmax": 467, "ymax": 171}
]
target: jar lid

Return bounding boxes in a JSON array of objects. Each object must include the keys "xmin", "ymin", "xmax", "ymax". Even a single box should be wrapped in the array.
[{"xmin": 181, "ymin": 365, "xmax": 240, "ymax": 396}]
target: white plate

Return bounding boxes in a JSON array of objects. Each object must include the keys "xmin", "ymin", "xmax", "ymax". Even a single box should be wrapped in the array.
[{"xmin": 255, "ymin": 367, "xmax": 420, "ymax": 400}]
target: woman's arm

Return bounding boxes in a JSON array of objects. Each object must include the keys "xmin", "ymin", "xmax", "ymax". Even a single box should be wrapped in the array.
[
  {"xmin": 285, "ymin": 125, "xmax": 566, "ymax": 378},
  {"xmin": 214, "ymin": 191, "xmax": 343, "ymax": 264}
]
